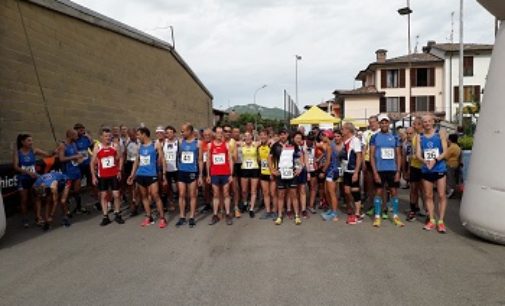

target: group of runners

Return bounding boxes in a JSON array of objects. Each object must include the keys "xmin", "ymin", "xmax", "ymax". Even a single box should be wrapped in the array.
[{"xmin": 13, "ymin": 112, "xmax": 451, "ymax": 233}]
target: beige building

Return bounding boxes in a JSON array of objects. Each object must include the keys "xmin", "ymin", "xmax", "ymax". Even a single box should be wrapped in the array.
[{"xmin": 0, "ymin": 0, "xmax": 213, "ymax": 164}]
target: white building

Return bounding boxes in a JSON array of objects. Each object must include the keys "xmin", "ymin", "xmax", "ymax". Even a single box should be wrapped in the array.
[{"xmin": 427, "ymin": 42, "xmax": 493, "ymax": 121}]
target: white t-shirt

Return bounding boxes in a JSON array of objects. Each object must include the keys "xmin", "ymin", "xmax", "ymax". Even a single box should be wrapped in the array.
[{"xmin": 344, "ymin": 136, "xmax": 362, "ymax": 173}]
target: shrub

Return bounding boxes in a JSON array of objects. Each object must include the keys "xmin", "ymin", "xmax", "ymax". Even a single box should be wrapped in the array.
[{"xmin": 458, "ymin": 135, "xmax": 473, "ymax": 150}]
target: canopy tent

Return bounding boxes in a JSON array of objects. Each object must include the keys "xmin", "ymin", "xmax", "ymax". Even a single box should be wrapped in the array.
[
  {"xmin": 342, "ymin": 118, "xmax": 368, "ymax": 129},
  {"xmin": 290, "ymin": 106, "xmax": 340, "ymax": 125}
]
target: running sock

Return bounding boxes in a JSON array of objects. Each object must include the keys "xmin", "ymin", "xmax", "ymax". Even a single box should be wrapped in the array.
[
  {"xmin": 392, "ymin": 197, "xmax": 400, "ymax": 216},
  {"xmin": 374, "ymin": 197, "xmax": 382, "ymax": 217}
]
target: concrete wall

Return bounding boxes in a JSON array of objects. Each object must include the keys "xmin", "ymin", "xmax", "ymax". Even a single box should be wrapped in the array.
[
  {"xmin": 344, "ymin": 96, "xmax": 379, "ymax": 124},
  {"xmin": 0, "ymin": 0, "xmax": 212, "ymax": 163}
]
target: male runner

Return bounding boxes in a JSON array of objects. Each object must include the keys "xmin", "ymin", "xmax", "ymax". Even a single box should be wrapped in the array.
[
  {"xmin": 58, "ymin": 129, "xmax": 85, "ymax": 214},
  {"xmin": 33, "ymin": 171, "xmax": 72, "ymax": 230},
  {"xmin": 163, "ymin": 125, "xmax": 179, "ymax": 212},
  {"xmin": 362, "ymin": 116, "xmax": 379, "ymax": 216},
  {"xmin": 341, "ymin": 122, "xmax": 363, "ymax": 225}
]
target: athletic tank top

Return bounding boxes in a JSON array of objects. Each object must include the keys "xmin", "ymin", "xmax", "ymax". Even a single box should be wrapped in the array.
[
  {"xmin": 328, "ymin": 142, "xmax": 340, "ymax": 173},
  {"xmin": 163, "ymin": 140, "xmax": 178, "ymax": 172},
  {"xmin": 64, "ymin": 143, "xmax": 81, "ymax": 178},
  {"xmin": 209, "ymin": 141, "xmax": 231, "ymax": 176},
  {"xmin": 97, "ymin": 145, "xmax": 119, "ymax": 178},
  {"xmin": 137, "ymin": 143, "xmax": 157, "ymax": 177},
  {"xmin": 420, "ymin": 132, "xmax": 447, "ymax": 174},
  {"xmin": 241, "ymin": 144, "xmax": 259, "ymax": 170},
  {"xmin": 410, "ymin": 135, "xmax": 423, "ymax": 169},
  {"xmin": 18, "ymin": 149, "xmax": 36, "ymax": 177},
  {"xmin": 75, "ymin": 135, "xmax": 92, "ymax": 166},
  {"xmin": 178, "ymin": 139, "xmax": 199, "ymax": 173},
  {"xmin": 258, "ymin": 145, "xmax": 271, "ymax": 175},
  {"xmin": 126, "ymin": 140, "xmax": 140, "ymax": 162},
  {"xmin": 278, "ymin": 144, "xmax": 295, "ymax": 179},
  {"xmin": 235, "ymin": 141, "xmax": 243, "ymax": 164}
]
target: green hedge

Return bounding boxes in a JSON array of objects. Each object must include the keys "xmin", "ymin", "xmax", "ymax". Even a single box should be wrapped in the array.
[{"xmin": 458, "ymin": 135, "xmax": 473, "ymax": 150}]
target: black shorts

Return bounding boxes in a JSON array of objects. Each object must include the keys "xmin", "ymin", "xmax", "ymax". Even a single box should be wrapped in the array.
[
  {"xmin": 202, "ymin": 163, "xmax": 208, "ymax": 178},
  {"xmin": 260, "ymin": 174, "xmax": 272, "ymax": 181},
  {"xmin": 374, "ymin": 171, "xmax": 400, "ymax": 189},
  {"xmin": 240, "ymin": 169, "xmax": 260, "ymax": 179},
  {"xmin": 422, "ymin": 172, "xmax": 446, "ymax": 183},
  {"xmin": 276, "ymin": 176, "xmax": 296, "ymax": 190},
  {"xmin": 295, "ymin": 169, "xmax": 308, "ymax": 185},
  {"xmin": 165, "ymin": 171, "xmax": 179, "ymax": 184},
  {"xmin": 410, "ymin": 166, "xmax": 422, "ymax": 182},
  {"xmin": 315, "ymin": 170, "xmax": 325, "ymax": 183},
  {"xmin": 98, "ymin": 177, "xmax": 120, "ymax": 191},
  {"xmin": 135, "ymin": 175, "xmax": 158, "ymax": 188},
  {"xmin": 178, "ymin": 171, "xmax": 198, "ymax": 184},
  {"xmin": 123, "ymin": 161, "xmax": 134, "ymax": 177},
  {"xmin": 233, "ymin": 164, "xmax": 242, "ymax": 178},
  {"xmin": 343, "ymin": 172, "xmax": 360, "ymax": 188}
]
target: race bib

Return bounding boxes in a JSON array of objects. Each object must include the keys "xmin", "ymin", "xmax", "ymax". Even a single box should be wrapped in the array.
[
  {"xmin": 381, "ymin": 148, "xmax": 395, "ymax": 160},
  {"xmin": 165, "ymin": 151, "xmax": 176, "ymax": 162},
  {"xmin": 280, "ymin": 167, "xmax": 294, "ymax": 179},
  {"xmin": 243, "ymin": 159, "xmax": 255, "ymax": 169},
  {"xmin": 181, "ymin": 151, "xmax": 194, "ymax": 164},
  {"xmin": 308, "ymin": 157, "xmax": 315, "ymax": 172},
  {"xmin": 212, "ymin": 153, "xmax": 226, "ymax": 165},
  {"xmin": 71, "ymin": 160, "xmax": 80, "ymax": 166},
  {"xmin": 203, "ymin": 152, "xmax": 208, "ymax": 163},
  {"xmin": 22, "ymin": 165, "xmax": 36, "ymax": 173},
  {"xmin": 80, "ymin": 150, "xmax": 89, "ymax": 160},
  {"xmin": 424, "ymin": 148, "xmax": 440, "ymax": 161},
  {"xmin": 341, "ymin": 160, "xmax": 348, "ymax": 172},
  {"xmin": 338, "ymin": 167, "xmax": 343, "ymax": 177},
  {"xmin": 101, "ymin": 156, "xmax": 115, "ymax": 169},
  {"xmin": 260, "ymin": 160, "xmax": 269, "ymax": 171},
  {"xmin": 139, "ymin": 155, "xmax": 150, "ymax": 166}
]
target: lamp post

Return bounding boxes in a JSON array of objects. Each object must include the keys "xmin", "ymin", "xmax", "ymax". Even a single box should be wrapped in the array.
[
  {"xmin": 253, "ymin": 84, "xmax": 267, "ymax": 132},
  {"xmin": 458, "ymin": 0, "xmax": 464, "ymax": 127},
  {"xmin": 295, "ymin": 55, "xmax": 302, "ymax": 108},
  {"xmin": 398, "ymin": 1, "xmax": 413, "ymax": 117}
]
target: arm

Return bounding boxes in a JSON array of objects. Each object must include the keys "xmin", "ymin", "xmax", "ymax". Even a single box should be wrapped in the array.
[
  {"xmin": 116, "ymin": 143, "xmax": 124, "ymax": 179},
  {"xmin": 228, "ymin": 144, "xmax": 234, "ymax": 178},
  {"xmin": 12, "ymin": 150, "xmax": 23, "ymax": 175},
  {"xmin": 156, "ymin": 142, "xmax": 167, "ymax": 184},
  {"xmin": 34, "ymin": 147, "xmax": 53, "ymax": 158},
  {"xmin": 437, "ymin": 130, "xmax": 449, "ymax": 161},
  {"xmin": 58, "ymin": 144, "xmax": 81, "ymax": 162},
  {"xmin": 321, "ymin": 144, "xmax": 331, "ymax": 173},
  {"xmin": 370, "ymin": 145, "xmax": 380, "ymax": 183},
  {"xmin": 198, "ymin": 141, "xmax": 204, "ymax": 179},
  {"xmin": 415, "ymin": 135, "xmax": 424, "ymax": 163},
  {"xmin": 268, "ymin": 153, "xmax": 278, "ymax": 176},
  {"xmin": 395, "ymin": 147, "xmax": 402, "ymax": 181},
  {"xmin": 90, "ymin": 146, "xmax": 99, "ymax": 186}
]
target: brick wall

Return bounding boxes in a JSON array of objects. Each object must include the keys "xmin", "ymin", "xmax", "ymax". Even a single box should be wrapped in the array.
[{"xmin": 0, "ymin": 0, "xmax": 212, "ymax": 163}]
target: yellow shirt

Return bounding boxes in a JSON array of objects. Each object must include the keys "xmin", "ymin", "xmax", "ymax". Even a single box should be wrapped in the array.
[
  {"xmin": 258, "ymin": 145, "xmax": 271, "ymax": 175},
  {"xmin": 363, "ymin": 129, "xmax": 377, "ymax": 162},
  {"xmin": 445, "ymin": 143, "xmax": 461, "ymax": 168},
  {"xmin": 241, "ymin": 144, "xmax": 259, "ymax": 169},
  {"xmin": 410, "ymin": 135, "xmax": 423, "ymax": 169}
]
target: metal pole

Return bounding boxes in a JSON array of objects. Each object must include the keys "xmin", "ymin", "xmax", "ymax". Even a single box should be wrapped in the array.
[
  {"xmin": 407, "ymin": 0, "xmax": 411, "ymax": 54},
  {"xmin": 458, "ymin": 0, "xmax": 464, "ymax": 126},
  {"xmin": 295, "ymin": 57, "xmax": 299, "ymax": 108},
  {"xmin": 253, "ymin": 85, "xmax": 267, "ymax": 132}
]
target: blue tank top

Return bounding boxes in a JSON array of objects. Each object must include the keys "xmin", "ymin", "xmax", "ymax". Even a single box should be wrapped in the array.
[
  {"xmin": 137, "ymin": 143, "xmax": 157, "ymax": 177},
  {"xmin": 371, "ymin": 132, "xmax": 400, "ymax": 172},
  {"xmin": 75, "ymin": 135, "xmax": 92, "ymax": 166},
  {"xmin": 328, "ymin": 142, "xmax": 340, "ymax": 172},
  {"xmin": 64, "ymin": 143, "xmax": 81, "ymax": 180},
  {"xmin": 18, "ymin": 149, "xmax": 36, "ymax": 178},
  {"xmin": 34, "ymin": 172, "xmax": 68, "ymax": 188},
  {"xmin": 420, "ymin": 132, "xmax": 447, "ymax": 173},
  {"xmin": 178, "ymin": 139, "xmax": 199, "ymax": 173}
]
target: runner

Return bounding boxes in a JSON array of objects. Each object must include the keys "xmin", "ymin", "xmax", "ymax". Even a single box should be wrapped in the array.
[
  {"xmin": 315, "ymin": 131, "xmax": 328, "ymax": 210},
  {"xmin": 74, "ymin": 123, "xmax": 93, "ymax": 191},
  {"xmin": 127, "ymin": 127, "xmax": 168, "ymax": 228},
  {"xmin": 258, "ymin": 129, "xmax": 277, "ymax": 220},
  {"xmin": 305, "ymin": 132, "xmax": 318, "ymax": 215},
  {"xmin": 124, "ymin": 128, "xmax": 140, "ymax": 216},
  {"xmin": 445, "ymin": 133, "xmax": 461, "ymax": 199},
  {"xmin": 231, "ymin": 127, "xmax": 243, "ymax": 216},
  {"xmin": 240, "ymin": 131, "xmax": 260, "ymax": 218},
  {"xmin": 341, "ymin": 122, "xmax": 363, "ymax": 225},
  {"xmin": 362, "ymin": 116, "xmax": 379, "ymax": 216},
  {"xmin": 32, "ymin": 171, "xmax": 72, "ymax": 230},
  {"xmin": 406, "ymin": 118, "xmax": 426, "ymax": 221},
  {"xmin": 200, "ymin": 128, "xmax": 213, "ymax": 212},
  {"xmin": 58, "ymin": 129, "xmax": 86, "ymax": 215},
  {"xmin": 155, "ymin": 126, "xmax": 167, "ymax": 209},
  {"xmin": 293, "ymin": 131, "xmax": 309, "ymax": 219},
  {"xmin": 206, "ymin": 126, "xmax": 234, "ymax": 225},
  {"xmin": 90, "ymin": 127, "xmax": 125, "ymax": 226},
  {"xmin": 13, "ymin": 133, "xmax": 54, "ymax": 227},
  {"xmin": 176, "ymin": 123, "xmax": 203, "ymax": 228},
  {"xmin": 270, "ymin": 129, "xmax": 302, "ymax": 225},
  {"xmin": 370, "ymin": 114, "xmax": 404, "ymax": 228},
  {"xmin": 320, "ymin": 130, "xmax": 341, "ymax": 222},
  {"xmin": 163, "ymin": 125, "xmax": 179, "ymax": 212},
  {"xmin": 415, "ymin": 114, "xmax": 448, "ymax": 233}
]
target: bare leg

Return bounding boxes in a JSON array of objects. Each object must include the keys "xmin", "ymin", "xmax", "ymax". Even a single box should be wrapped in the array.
[
  {"xmin": 177, "ymin": 182, "xmax": 187, "ymax": 218},
  {"xmin": 149, "ymin": 183, "xmax": 164, "ymax": 219},
  {"xmin": 436, "ymin": 177, "xmax": 448, "ymax": 221},
  {"xmin": 250, "ymin": 179, "xmax": 259, "ymax": 210},
  {"xmin": 188, "ymin": 181, "xmax": 197, "ymax": 218}
]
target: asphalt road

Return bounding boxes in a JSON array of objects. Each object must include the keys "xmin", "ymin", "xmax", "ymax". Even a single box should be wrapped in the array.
[{"xmin": 1, "ymin": 191, "xmax": 505, "ymax": 306}]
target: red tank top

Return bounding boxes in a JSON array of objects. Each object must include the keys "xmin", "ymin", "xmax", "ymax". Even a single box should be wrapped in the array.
[
  {"xmin": 209, "ymin": 141, "xmax": 230, "ymax": 176},
  {"xmin": 97, "ymin": 145, "xmax": 119, "ymax": 178}
]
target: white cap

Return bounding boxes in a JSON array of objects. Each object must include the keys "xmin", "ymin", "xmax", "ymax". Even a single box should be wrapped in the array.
[
  {"xmin": 155, "ymin": 126, "xmax": 165, "ymax": 132},
  {"xmin": 378, "ymin": 114, "xmax": 390, "ymax": 122}
]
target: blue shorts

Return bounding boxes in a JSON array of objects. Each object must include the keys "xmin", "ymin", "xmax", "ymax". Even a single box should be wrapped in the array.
[
  {"xmin": 178, "ymin": 172, "xmax": 198, "ymax": 184},
  {"xmin": 211, "ymin": 175, "xmax": 230, "ymax": 186},
  {"xmin": 325, "ymin": 168, "xmax": 339, "ymax": 182}
]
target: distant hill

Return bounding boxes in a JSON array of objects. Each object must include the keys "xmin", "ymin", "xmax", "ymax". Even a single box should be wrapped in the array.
[{"xmin": 226, "ymin": 104, "xmax": 287, "ymax": 120}]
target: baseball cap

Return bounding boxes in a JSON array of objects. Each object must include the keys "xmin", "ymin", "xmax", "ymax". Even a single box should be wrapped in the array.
[
  {"xmin": 278, "ymin": 128, "xmax": 289, "ymax": 134},
  {"xmin": 74, "ymin": 123, "xmax": 85, "ymax": 129},
  {"xmin": 323, "ymin": 130, "xmax": 334, "ymax": 139},
  {"xmin": 155, "ymin": 126, "xmax": 165, "ymax": 133},
  {"xmin": 378, "ymin": 114, "xmax": 390, "ymax": 122}
]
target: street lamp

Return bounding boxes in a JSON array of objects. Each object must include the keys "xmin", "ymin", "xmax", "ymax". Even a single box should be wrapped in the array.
[
  {"xmin": 253, "ymin": 84, "xmax": 267, "ymax": 132},
  {"xmin": 398, "ymin": 1, "xmax": 413, "ymax": 54},
  {"xmin": 295, "ymin": 55, "xmax": 302, "ymax": 108}
]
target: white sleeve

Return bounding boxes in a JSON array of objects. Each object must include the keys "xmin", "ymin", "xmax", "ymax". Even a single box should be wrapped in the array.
[{"xmin": 353, "ymin": 137, "xmax": 362, "ymax": 153}]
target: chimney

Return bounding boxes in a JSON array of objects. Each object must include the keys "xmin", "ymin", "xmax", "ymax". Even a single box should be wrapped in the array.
[
  {"xmin": 423, "ymin": 40, "xmax": 436, "ymax": 53},
  {"xmin": 376, "ymin": 49, "xmax": 387, "ymax": 63}
]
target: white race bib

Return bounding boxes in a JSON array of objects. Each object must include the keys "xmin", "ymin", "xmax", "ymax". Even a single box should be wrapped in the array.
[
  {"xmin": 424, "ymin": 148, "xmax": 440, "ymax": 161},
  {"xmin": 139, "ymin": 155, "xmax": 150, "ymax": 166},
  {"xmin": 338, "ymin": 167, "xmax": 344, "ymax": 176},
  {"xmin": 212, "ymin": 153, "xmax": 226, "ymax": 165},
  {"xmin": 22, "ymin": 165, "xmax": 36, "ymax": 173},
  {"xmin": 308, "ymin": 157, "xmax": 315, "ymax": 172},
  {"xmin": 181, "ymin": 151, "xmax": 194, "ymax": 164},
  {"xmin": 101, "ymin": 156, "xmax": 115, "ymax": 169},
  {"xmin": 260, "ymin": 160, "xmax": 269, "ymax": 171},
  {"xmin": 165, "ymin": 151, "xmax": 176, "ymax": 162},
  {"xmin": 243, "ymin": 159, "xmax": 255, "ymax": 169},
  {"xmin": 280, "ymin": 167, "xmax": 294, "ymax": 179},
  {"xmin": 380, "ymin": 148, "xmax": 395, "ymax": 160}
]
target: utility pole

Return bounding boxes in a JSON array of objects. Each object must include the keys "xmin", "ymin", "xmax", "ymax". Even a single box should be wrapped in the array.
[
  {"xmin": 295, "ymin": 55, "xmax": 302, "ymax": 108},
  {"xmin": 458, "ymin": 0, "xmax": 464, "ymax": 127}
]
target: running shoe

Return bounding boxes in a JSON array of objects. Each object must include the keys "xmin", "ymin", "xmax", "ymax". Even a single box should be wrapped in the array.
[
  {"xmin": 141, "ymin": 216, "xmax": 154, "ymax": 227},
  {"xmin": 61, "ymin": 217, "xmax": 71, "ymax": 227},
  {"xmin": 188, "ymin": 218, "xmax": 196, "ymax": 228},
  {"xmin": 406, "ymin": 211, "xmax": 417, "ymax": 222},
  {"xmin": 100, "ymin": 216, "xmax": 111, "ymax": 226},
  {"xmin": 129, "ymin": 209, "xmax": 139, "ymax": 218},
  {"xmin": 437, "ymin": 221, "xmax": 447, "ymax": 233},
  {"xmin": 356, "ymin": 214, "xmax": 364, "ymax": 224},
  {"xmin": 114, "ymin": 213, "xmax": 125, "ymax": 224},
  {"xmin": 393, "ymin": 216, "xmax": 405, "ymax": 227},
  {"xmin": 249, "ymin": 210, "xmax": 255, "ymax": 218},
  {"xmin": 159, "ymin": 218, "xmax": 167, "ymax": 229},
  {"xmin": 199, "ymin": 204, "xmax": 212, "ymax": 214},
  {"xmin": 239, "ymin": 202, "xmax": 247, "ymax": 213},
  {"xmin": 366, "ymin": 207, "xmax": 375, "ymax": 217},
  {"xmin": 295, "ymin": 216, "xmax": 302, "ymax": 225},
  {"xmin": 346, "ymin": 214, "xmax": 357, "ymax": 225},
  {"xmin": 259, "ymin": 212, "xmax": 273, "ymax": 220},
  {"xmin": 234, "ymin": 209, "xmax": 241, "ymax": 218},
  {"xmin": 301, "ymin": 210, "xmax": 309, "ymax": 219},
  {"xmin": 321, "ymin": 210, "xmax": 337, "ymax": 221},
  {"xmin": 175, "ymin": 218, "xmax": 186, "ymax": 227},
  {"xmin": 381, "ymin": 211, "xmax": 389, "ymax": 220},
  {"xmin": 424, "ymin": 215, "xmax": 430, "ymax": 225},
  {"xmin": 275, "ymin": 216, "xmax": 283, "ymax": 225},
  {"xmin": 226, "ymin": 214, "xmax": 233, "ymax": 225},
  {"xmin": 286, "ymin": 210, "xmax": 294, "ymax": 220},
  {"xmin": 423, "ymin": 220, "xmax": 436, "ymax": 231},
  {"xmin": 209, "ymin": 215, "xmax": 220, "ymax": 225},
  {"xmin": 308, "ymin": 207, "xmax": 317, "ymax": 214},
  {"xmin": 373, "ymin": 217, "xmax": 381, "ymax": 227},
  {"xmin": 42, "ymin": 222, "xmax": 50, "ymax": 231},
  {"xmin": 22, "ymin": 218, "xmax": 29, "ymax": 228}
]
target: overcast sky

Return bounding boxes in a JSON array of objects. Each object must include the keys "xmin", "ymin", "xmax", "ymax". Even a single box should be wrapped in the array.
[{"xmin": 74, "ymin": 0, "xmax": 495, "ymax": 111}]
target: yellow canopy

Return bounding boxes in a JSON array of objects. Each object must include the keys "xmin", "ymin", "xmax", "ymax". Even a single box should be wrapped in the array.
[
  {"xmin": 342, "ymin": 118, "xmax": 368, "ymax": 129},
  {"xmin": 290, "ymin": 106, "xmax": 341, "ymax": 125}
]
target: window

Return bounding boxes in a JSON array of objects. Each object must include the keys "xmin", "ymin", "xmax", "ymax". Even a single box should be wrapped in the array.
[
  {"xmin": 386, "ymin": 97, "xmax": 399, "ymax": 112},
  {"xmin": 411, "ymin": 68, "xmax": 435, "ymax": 87},
  {"xmin": 410, "ymin": 96, "xmax": 435, "ymax": 112},
  {"xmin": 386, "ymin": 70, "xmax": 399, "ymax": 88},
  {"xmin": 454, "ymin": 86, "xmax": 481, "ymax": 103},
  {"xmin": 464, "ymin": 56, "xmax": 474, "ymax": 76},
  {"xmin": 415, "ymin": 97, "xmax": 429, "ymax": 112},
  {"xmin": 381, "ymin": 69, "xmax": 405, "ymax": 88}
]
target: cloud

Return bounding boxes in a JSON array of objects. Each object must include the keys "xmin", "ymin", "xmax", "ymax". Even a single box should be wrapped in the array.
[{"xmin": 73, "ymin": 0, "xmax": 495, "ymax": 110}]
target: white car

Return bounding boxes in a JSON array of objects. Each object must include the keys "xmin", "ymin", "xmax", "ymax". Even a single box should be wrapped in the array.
[{"xmin": 0, "ymin": 189, "xmax": 6, "ymax": 239}]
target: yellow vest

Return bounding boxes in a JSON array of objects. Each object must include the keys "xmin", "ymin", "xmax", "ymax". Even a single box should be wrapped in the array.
[
  {"xmin": 241, "ymin": 144, "xmax": 259, "ymax": 169},
  {"xmin": 258, "ymin": 145, "xmax": 271, "ymax": 175},
  {"xmin": 410, "ymin": 135, "xmax": 423, "ymax": 168}
]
